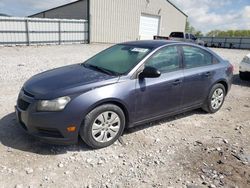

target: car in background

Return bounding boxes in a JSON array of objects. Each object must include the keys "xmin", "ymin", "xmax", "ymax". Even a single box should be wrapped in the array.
[
  {"xmin": 169, "ymin": 32, "xmax": 205, "ymax": 46},
  {"xmin": 239, "ymin": 54, "xmax": 250, "ymax": 80},
  {"xmin": 16, "ymin": 40, "xmax": 233, "ymax": 149}
]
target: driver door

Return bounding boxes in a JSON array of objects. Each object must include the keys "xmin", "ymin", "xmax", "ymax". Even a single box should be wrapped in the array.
[{"xmin": 134, "ymin": 45, "xmax": 184, "ymax": 122}]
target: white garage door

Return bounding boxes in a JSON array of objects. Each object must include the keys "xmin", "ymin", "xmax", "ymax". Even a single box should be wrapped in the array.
[{"xmin": 139, "ymin": 14, "xmax": 160, "ymax": 40}]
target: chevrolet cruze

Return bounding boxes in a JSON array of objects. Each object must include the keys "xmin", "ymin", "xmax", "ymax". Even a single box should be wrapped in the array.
[{"xmin": 16, "ymin": 40, "xmax": 233, "ymax": 148}]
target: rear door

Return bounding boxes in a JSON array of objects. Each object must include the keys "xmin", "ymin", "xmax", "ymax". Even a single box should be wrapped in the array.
[
  {"xmin": 135, "ymin": 45, "xmax": 184, "ymax": 121},
  {"xmin": 181, "ymin": 45, "xmax": 216, "ymax": 108}
]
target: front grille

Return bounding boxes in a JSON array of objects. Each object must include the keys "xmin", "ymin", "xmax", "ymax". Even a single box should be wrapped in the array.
[
  {"xmin": 18, "ymin": 99, "xmax": 30, "ymax": 111},
  {"xmin": 37, "ymin": 128, "xmax": 64, "ymax": 138},
  {"xmin": 23, "ymin": 89, "xmax": 35, "ymax": 98}
]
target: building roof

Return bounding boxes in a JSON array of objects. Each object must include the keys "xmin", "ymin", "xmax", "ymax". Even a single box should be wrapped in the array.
[
  {"xmin": 29, "ymin": 0, "xmax": 84, "ymax": 17},
  {"xmin": 166, "ymin": 0, "xmax": 188, "ymax": 17},
  {"xmin": 29, "ymin": 0, "xmax": 187, "ymax": 18}
]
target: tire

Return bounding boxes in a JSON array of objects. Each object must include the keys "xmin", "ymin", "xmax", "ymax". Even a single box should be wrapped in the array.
[
  {"xmin": 202, "ymin": 83, "xmax": 226, "ymax": 114},
  {"xmin": 80, "ymin": 104, "xmax": 125, "ymax": 149}
]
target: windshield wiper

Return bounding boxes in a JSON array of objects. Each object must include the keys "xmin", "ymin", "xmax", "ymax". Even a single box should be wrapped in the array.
[{"xmin": 83, "ymin": 64, "xmax": 118, "ymax": 76}]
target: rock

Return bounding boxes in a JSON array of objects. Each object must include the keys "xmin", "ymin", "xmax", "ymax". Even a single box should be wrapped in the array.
[
  {"xmin": 118, "ymin": 154, "xmax": 124, "ymax": 158},
  {"xmin": 194, "ymin": 141, "xmax": 203, "ymax": 146},
  {"xmin": 202, "ymin": 182, "xmax": 208, "ymax": 185},
  {"xmin": 217, "ymin": 160, "xmax": 225, "ymax": 165},
  {"xmin": 6, "ymin": 147, "xmax": 13, "ymax": 152},
  {"xmin": 235, "ymin": 126, "xmax": 242, "ymax": 130},
  {"xmin": 44, "ymin": 176, "xmax": 49, "ymax": 181},
  {"xmin": 200, "ymin": 175, "xmax": 205, "ymax": 180},
  {"xmin": 86, "ymin": 159, "xmax": 92, "ymax": 163},
  {"xmin": 109, "ymin": 169, "xmax": 114, "ymax": 174},
  {"xmin": 155, "ymin": 138, "xmax": 160, "ymax": 143},
  {"xmin": 219, "ymin": 175, "xmax": 224, "ymax": 179},
  {"xmin": 223, "ymin": 139, "xmax": 229, "ymax": 144},
  {"xmin": 154, "ymin": 160, "xmax": 160, "ymax": 165},
  {"xmin": 64, "ymin": 171, "xmax": 70, "ymax": 175},
  {"xmin": 15, "ymin": 185, "xmax": 23, "ymax": 188},
  {"xmin": 216, "ymin": 147, "xmax": 222, "ymax": 151},
  {"xmin": 209, "ymin": 184, "xmax": 216, "ymax": 188},
  {"xmin": 25, "ymin": 168, "xmax": 34, "ymax": 174},
  {"xmin": 118, "ymin": 137, "xmax": 126, "ymax": 146},
  {"xmin": 97, "ymin": 160, "xmax": 104, "ymax": 165},
  {"xmin": 58, "ymin": 163, "xmax": 64, "ymax": 168}
]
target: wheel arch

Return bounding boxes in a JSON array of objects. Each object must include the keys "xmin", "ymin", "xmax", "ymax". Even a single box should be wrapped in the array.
[
  {"xmin": 215, "ymin": 79, "xmax": 229, "ymax": 95},
  {"xmin": 82, "ymin": 98, "xmax": 130, "ymax": 128}
]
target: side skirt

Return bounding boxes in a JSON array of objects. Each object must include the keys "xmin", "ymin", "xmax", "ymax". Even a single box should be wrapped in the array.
[{"xmin": 128, "ymin": 104, "xmax": 203, "ymax": 128}]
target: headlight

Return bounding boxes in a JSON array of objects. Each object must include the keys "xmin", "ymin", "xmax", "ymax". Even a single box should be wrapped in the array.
[
  {"xmin": 37, "ymin": 96, "xmax": 71, "ymax": 112},
  {"xmin": 242, "ymin": 56, "xmax": 250, "ymax": 64}
]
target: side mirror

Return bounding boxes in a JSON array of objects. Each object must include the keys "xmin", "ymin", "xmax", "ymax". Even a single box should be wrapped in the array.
[{"xmin": 139, "ymin": 66, "xmax": 161, "ymax": 79}]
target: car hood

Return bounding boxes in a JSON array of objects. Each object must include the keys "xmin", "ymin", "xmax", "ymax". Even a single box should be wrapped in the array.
[{"xmin": 23, "ymin": 64, "xmax": 119, "ymax": 99}]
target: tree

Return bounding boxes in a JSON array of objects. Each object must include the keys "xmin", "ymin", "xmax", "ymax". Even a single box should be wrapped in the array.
[
  {"xmin": 185, "ymin": 20, "xmax": 203, "ymax": 36},
  {"xmin": 206, "ymin": 30, "xmax": 250, "ymax": 37}
]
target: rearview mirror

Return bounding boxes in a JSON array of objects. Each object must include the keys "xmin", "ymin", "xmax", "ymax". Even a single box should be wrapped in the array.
[{"xmin": 139, "ymin": 66, "xmax": 161, "ymax": 79}]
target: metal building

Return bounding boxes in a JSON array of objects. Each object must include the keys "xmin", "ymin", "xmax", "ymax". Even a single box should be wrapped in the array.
[{"xmin": 30, "ymin": 0, "xmax": 187, "ymax": 43}]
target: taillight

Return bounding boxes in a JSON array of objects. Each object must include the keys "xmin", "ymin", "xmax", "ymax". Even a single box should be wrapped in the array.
[{"xmin": 227, "ymin": 64, "xmax": 234, "ymax": 73}]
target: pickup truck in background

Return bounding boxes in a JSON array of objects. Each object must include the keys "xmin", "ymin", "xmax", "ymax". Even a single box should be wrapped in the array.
[{"xmin": 154, "ymin": 32, "xmax": 205, "ymax": 46}]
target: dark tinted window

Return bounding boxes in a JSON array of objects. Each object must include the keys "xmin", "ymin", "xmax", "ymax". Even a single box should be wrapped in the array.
[
  {"xmin": 145, "ymin": 46, "xmax": 180, "ymax": 73},
  {"xmin": 170, "ymin": 32, "xmax": 184, "ymax": 38},
  {"xmin": 185, "ymin": 33, "xmax": 189, "ymax": 39},
  {"xmin": 183, "ymin": 46, "xmax": 213, "ymax": 69}
]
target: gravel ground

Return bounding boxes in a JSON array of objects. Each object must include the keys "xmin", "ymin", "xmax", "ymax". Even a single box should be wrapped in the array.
[{"xmin": 0, "ymin": 44, "xmax": 250, "ymax": 188}]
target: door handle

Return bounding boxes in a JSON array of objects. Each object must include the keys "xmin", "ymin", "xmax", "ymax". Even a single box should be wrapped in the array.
[{"xmin": 173, "ymin": 79, "xmax": 182, "ymax": 86}]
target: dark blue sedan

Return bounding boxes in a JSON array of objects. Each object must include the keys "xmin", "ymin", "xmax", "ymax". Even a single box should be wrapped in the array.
[{"xmin": 16, "ymin": 40, "xmax": 233, "ymax": 148}]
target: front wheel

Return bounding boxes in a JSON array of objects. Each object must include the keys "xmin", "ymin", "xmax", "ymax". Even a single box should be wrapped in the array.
[
  {"xmin": 202, "ymin": 84, "xmax": 226, "ymax": 113},
  {"xmin": 80, "ymin": 104, "xmax": 125, "ymax": 149}
]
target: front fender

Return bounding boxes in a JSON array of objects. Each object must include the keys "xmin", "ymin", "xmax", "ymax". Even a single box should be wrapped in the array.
[{"xmin": 65, "ymin": 79, "xmax": 136, "ymax": 128}]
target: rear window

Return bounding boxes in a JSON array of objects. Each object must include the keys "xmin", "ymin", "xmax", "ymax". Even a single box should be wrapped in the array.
[{"xmin": 170, "ymin": 32, "xmax": 184, "ymax": 38}]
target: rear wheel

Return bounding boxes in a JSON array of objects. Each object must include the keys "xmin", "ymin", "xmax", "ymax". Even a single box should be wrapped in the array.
[
  {"xmin": 202, "ymin": 83, "xmax": 226, "ymax": 113},
  {"xmin": 80, "ymin": 104, "xmax": 125, "ymax": 149}
]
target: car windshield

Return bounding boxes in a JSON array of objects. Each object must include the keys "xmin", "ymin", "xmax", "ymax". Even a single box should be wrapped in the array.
[{"xmin": 83, "ymin": 44, "xmax": 152, "ymax": 75}]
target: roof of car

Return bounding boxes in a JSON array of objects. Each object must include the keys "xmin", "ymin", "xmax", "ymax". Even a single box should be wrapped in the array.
[{"xmin": 120, "ymin": 40, "xmax": 179, "ymax": 49}]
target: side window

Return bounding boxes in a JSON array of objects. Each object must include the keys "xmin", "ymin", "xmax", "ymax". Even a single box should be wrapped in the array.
[
  {"xmin": 185, "ymin": 33, "xmax": 189, "ymax": 39},
  {"xmin": 145, "ymin": 46, "xmax": 180, "ymax": 73},
  {"xmin": 183, "ymin": 46, "xmax": 213, "ymax": 69}
]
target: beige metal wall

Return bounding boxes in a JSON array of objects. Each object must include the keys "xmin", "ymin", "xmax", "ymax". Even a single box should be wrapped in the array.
[
  {"xmin": 0, "ymin": 17, "xmax": 88, "ymax": 46},
  {"xmin": 30, "ymin": 0, "xmax": 88, "ymax": 20},
  {"xmin": 90, "ymin": 0, "xmax": 187, "ymax": 43}
]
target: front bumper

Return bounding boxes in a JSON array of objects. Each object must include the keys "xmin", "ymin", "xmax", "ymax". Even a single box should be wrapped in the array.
[
  {"xmin": 15, "ymin": 90, "xmax": 80, "ymax": 145},
  {"xmin": 239, "ymin": 62, "xmax": 250, "ymax": 73}
]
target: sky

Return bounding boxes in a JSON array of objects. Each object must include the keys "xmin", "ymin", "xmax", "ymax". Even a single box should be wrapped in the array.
[
  {"xmin": 0, "ymin": 0, "xmax": 249, "ymax": 34},
  {"xmin": 170, "ymin": 0, "xmax": 250, "ymax": 33}
]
